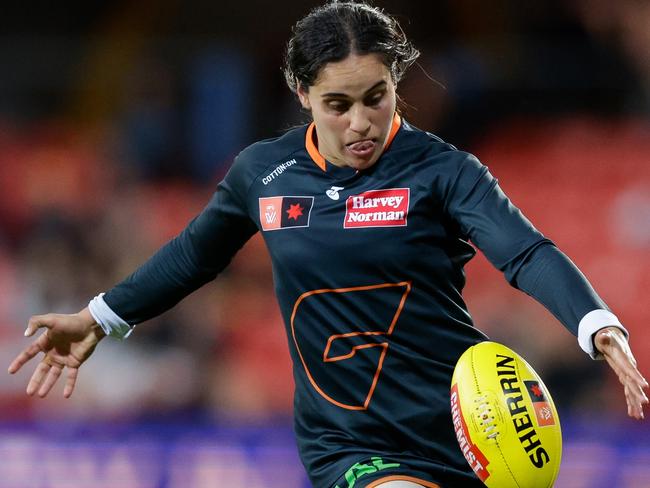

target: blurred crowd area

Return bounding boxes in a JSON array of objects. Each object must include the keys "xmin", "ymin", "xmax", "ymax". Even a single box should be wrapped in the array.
[{"xmin": 0, "ymin": 0, "xmax": 649, "ymax": 430}]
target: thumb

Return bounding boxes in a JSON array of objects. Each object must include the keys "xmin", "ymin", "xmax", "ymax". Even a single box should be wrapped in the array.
[{"xmin": 24, "ymin": 314, "xmax": 55, "ymax": 337}]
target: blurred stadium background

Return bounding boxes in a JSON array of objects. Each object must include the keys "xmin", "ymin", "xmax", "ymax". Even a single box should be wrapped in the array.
[{"xmin": 0, "ymin": 1, "xmax": 648, "ymax": 486}]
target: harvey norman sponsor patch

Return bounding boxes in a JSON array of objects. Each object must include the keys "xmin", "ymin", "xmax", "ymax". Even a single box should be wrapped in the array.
[
  {"xmin": 344, "ymin": 188, "xmax": 409, "ymax": 228},
  {"xmin": 259, "ymin": 196, "xmax": 314, "ymax": 231}
]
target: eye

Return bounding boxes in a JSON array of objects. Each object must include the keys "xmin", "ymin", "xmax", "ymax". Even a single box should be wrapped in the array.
[
  {"xmin": 326, "ymin": 100, "xmax": 350, "ymax": 113},
  {"xmin": 365, "ymin": 91, "xmax": 385, "ymax": 106}
]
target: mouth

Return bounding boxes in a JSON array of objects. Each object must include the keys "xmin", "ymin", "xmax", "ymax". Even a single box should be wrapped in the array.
[{"xmin": 345, "ymin": 138, "xmax": 377, "ymax": 159}]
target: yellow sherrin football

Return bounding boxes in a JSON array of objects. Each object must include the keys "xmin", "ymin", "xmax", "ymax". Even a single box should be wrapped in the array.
[{"xmin": 451, "ymin": 341, "xmax": 562, "ymax": 487}]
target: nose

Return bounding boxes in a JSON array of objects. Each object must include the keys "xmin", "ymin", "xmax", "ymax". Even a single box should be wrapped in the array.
[{"xmin": 348, "ymin": 105, "xmax": 371, "ymax": 135}]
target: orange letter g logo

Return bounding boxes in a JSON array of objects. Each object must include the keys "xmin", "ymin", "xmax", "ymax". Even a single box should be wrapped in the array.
[{"xmin": 290, "ymin": 281, "xmax": 411, "ymax": 410}]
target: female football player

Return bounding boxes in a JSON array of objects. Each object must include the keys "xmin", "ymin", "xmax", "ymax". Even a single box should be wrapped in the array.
[{"xmin": 8, "ymin": 2, "xmax": 648, "ymax": 487}]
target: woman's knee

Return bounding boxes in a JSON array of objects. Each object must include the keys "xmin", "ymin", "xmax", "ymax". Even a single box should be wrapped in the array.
[{"xmin": 373, "ymin": 481, "xmax": 427, "ymax": 488}]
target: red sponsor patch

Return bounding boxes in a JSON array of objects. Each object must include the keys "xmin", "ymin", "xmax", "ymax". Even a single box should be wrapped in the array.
[
  {"xmin": 451, "ymin": 384, "xmax": 491, "ymax": 482},
  {"xmin": 344, "ymin": 188, "xmax": 409, "ymax": 228}
]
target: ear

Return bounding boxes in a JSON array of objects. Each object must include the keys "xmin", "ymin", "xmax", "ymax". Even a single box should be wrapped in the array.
[{"xmin": 296, "ymin": 83, "xmax": 311, "ymax": 110}]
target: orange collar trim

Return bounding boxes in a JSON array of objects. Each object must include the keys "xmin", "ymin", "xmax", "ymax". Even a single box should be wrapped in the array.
[{"xmin": 305, "ymin": 113, "xmax": 402, "ymax": 172}]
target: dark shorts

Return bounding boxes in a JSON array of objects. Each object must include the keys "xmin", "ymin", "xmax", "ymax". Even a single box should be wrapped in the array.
[
  {"xmin": 332, "ymin": 468, "xmax": 441, "ymax": 487},
  {"xmin": 327, "ymin": 455, "xmax": 483, "ymax": 488}
]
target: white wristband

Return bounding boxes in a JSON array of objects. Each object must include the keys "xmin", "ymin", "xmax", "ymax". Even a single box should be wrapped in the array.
[
  {"xmin": 578, "ymin": 309, "xmax": 628, "ymax": 359},
  {"xmin": 88, "ymin": 293, "xmax": 134, "ymax": 339}
]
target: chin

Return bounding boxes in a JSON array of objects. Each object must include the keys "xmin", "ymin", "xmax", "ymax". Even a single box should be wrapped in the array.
[
  {"xmin": 359, "ymin": 158, "xmax": 381, "ymax": 171},
  {"xmin": 352, "ymin": 161, "xmax": 375, "ymax": 171},
  {"xmin": 348, "ymin": 154, "xmax": 381, "ymax": 171}
]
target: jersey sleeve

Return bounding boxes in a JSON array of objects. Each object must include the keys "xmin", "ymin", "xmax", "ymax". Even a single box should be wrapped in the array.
[
  {"xmin": 443, "ymin": 153, "xmax": 609, "ymax": 336},
  {"xmin": 102, "ymin": 155, "xmax": 258, "ymax": 325}
]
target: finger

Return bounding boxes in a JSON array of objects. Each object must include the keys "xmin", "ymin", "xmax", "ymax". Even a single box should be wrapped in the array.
[
  {"xmin": 26, "ymin": 362, "xmax": 51, "ymax": 396},
  {"xmin": 24, "ymin": 314, "xmax": 56, "ymax": 337},
  {"xmin": 63, "ymin": 368, "xmax": 78, "ymax": 398},
  {"xmin": 621, "ymin": 369, "xmax": 649, "ymax": 420},
  {"xmin": 602, "ymin": 344, "xmax": 647, "ymax": 386},
  {"xmin": 602, "ymin": 352, "xmax": 649, "ymax": 420},
  {"xmin": 8, "ymin": 331, "xmax": 53, "ymax": 374},
  {"xmin": 625, "ymin": 382, "xmax": 648, "ymax": 420},
  {"xmin": 597, "ymin": 330, "xmax": 649, "ymax": 419},
  {"xmin": 38, "ymin": 363, "xmax": 63, "ymax": 398},
  {"xmin": 8, "ymin": 341, "xmax": 45, "ymax": 374},
  {"xmin": 606, "ymin": 355, "xmax": 648, "ymax": 399},
  {"xmin": 624, "ymin": 380, "xmax": 647, "ymax": 405},
  {"xmin": 615, "ymin": 360, "xmax": 647, "ymax": 393}
]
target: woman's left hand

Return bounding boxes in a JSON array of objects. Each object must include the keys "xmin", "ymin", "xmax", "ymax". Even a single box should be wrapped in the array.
[{"xmin": 594, "ymin": 326, "xmax": 649, "ymax": 419}]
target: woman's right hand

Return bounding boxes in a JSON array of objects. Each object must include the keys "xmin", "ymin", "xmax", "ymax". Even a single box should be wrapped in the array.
[
  {"xmin": 595, "ymin": 327, "xmax": 649, "ymax": 420},
  {"xmin": 7, "ymin": 307, "xmax": 106, "ymax": 398}
]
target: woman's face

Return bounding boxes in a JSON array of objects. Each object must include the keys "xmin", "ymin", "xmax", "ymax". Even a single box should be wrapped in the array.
[{"xmin": 297, "ymin": 53, "xmax": 397, "ymax": 171}]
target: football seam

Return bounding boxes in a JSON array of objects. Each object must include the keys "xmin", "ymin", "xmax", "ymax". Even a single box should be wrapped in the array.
[
  {"xmin": 470, "ymin": 346, "xmax": 480, "ymax": 392},
  {"xmin": 495, "ymin": 439, "xmax": 522, "ymax": 488},
  {"xmin": 472, "ymin": 343, "xmax": 522, "ymax": 488}
]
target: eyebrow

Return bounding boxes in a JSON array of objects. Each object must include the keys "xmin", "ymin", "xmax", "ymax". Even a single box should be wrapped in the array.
[{"xmin": 321, "ymin": 80, "xmax": 387, "ymax": 98}]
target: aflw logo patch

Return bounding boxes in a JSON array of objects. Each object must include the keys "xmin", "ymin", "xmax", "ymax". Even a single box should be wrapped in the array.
[
  {"xmin": 344, "ymin": 188, "xmax": 409, "ymax": 228},
  {"xmin": 259, "ymin": 196, "xmax": 314, "ymax": 231}
]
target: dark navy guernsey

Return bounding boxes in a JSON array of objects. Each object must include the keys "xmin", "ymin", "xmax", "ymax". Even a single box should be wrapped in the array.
[{"xmin": 102, "ymin": 115, "xmax": 609, "ymax": 487}]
